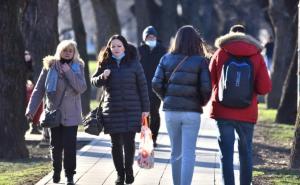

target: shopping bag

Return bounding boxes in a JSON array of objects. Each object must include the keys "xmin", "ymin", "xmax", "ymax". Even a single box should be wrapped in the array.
[{"xmin": 137, "ymin": 116, "xmax": 154, "ymax": 169}]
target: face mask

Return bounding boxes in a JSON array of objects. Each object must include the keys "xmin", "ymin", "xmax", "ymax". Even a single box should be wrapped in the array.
[
  {"xmin": 145, "ymin": 40, "xmax": 157, "ymax": 48},
  {"xmin": 112, "ymin": 52, "xmax": 125, "ymax": 60}
]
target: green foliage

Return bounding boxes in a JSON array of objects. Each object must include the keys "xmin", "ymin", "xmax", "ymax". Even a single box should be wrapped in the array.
[
  {"xmin": 88, "ymin": 60, "xmax": 97, "ymax": 76},
  {"xmin": 0, "ymin": 161, "xmax": 51, "ymax": 185}
]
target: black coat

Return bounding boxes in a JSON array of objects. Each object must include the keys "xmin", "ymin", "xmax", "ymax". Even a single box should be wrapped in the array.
[
  {"xmin": 138, "ymin": 43, "xmax": 166, "ymax": 99},
  {"xmin": 152, "ymin": 54, "xmax": 212, "ymax": 113},
  {"xmin": 91, "ymin": 59, "xmax": 150, "ymax": 134}
]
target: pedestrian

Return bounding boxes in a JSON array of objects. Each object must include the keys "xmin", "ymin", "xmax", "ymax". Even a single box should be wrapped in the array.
[
  {"xmin": 208, "ymin": 24, "xmax": 272, "ymax": 185},
  {"xmin": 25, "ymin": 80, "xmax": 43, "ymax": 134},
  {"xmin": 24, "ymin": 50, "xmax": 43, "ymax": 134},
  {"xmin": 26, "ymin": 40, "xmax": 87, "ymax": 185},
  {"xmin": 138, "ymin": 25, "xmax": 167, "ymax": 147},
  {"xmin": 91, "ymin": 34, "xmax": 150, "ymax": 185},
  {"xmin": 152, "ymin": 25, "xmax": 212, "ymax": 185},
  {"xmin": 264, "ymin": 35, "xmax": 274, "ymax": 74}
]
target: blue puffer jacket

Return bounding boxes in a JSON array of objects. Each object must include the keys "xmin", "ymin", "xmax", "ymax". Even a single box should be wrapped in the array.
[{"xmin": 152, "ymin": 53, "xmax": 212, "ymax": 113}]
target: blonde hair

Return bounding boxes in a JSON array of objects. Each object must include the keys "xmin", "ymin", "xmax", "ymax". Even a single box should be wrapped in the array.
[{"xmin": 54, "ymin": 40, "xmax": 84, "ymax": 65}]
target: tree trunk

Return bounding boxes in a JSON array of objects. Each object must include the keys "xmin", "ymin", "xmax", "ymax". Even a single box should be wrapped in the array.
[
  {"xmin": 214, "ymin": 0, "xmax": 268, "ymax": 37},
  {"xmin": 70, "ymin": 0, "xmax": 91, "ymax": 115},
  {"xmin": 91, "ymin": 0, "xmax": 120, "ymax": 53},
  {"xmin": 180, "ymin": 0, "xmax": 201, "ymax": 29},
  {"xmin": 198, "ymin": 0, "xmax": 220, "ymax": 45},
  {"xmin": 0, "ymin": 0, "xmax": 29, "ymax": 159},
  {"xmin": 20, "ymin": 0, "xmax": 59, "ymax": 82},
  {"xmin": 161, "ymin": 0, "xmax": 178, "ymax": 46},
  {"xmin": 266, "ymin": 0, "xmax": 297, "ymax": 108},
  {"xmin": 290, "ymin": 107, "xmax": 300, "ymax": 169},
  {"xmin": 276, "ymin": 42, "xmax": 297, "ymax": 124},
  {"xmin": 134, "ymin": 0, "xmax": 150, "ymax": 44}
]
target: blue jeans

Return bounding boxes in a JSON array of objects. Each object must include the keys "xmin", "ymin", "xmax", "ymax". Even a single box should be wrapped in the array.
[
  {"xmin": 216, "ymin": 120, "xmax": 254, "ymax": 185},
  {"xmin": 163, "ymin": 111, "xmax": 200, "ymax": 185}
]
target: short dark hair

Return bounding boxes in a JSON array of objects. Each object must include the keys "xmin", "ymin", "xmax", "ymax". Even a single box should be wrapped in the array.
[{"xmin": 229, "ymin": 24, "xmax": 246, "ymax": 33}]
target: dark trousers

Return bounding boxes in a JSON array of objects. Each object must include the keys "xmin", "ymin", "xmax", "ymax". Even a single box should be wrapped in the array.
[
  {"xmin": 110, "ymin": 132, "xmax": 136, "ymax": 177},
  {"xmin": 50, "ymin": 125, "xmax": 78, "ymax": 177},
  {"xmin": 216, "ymin": 120, "xmax": 254, "ymax": 185},
  {"xmin": 150, "ymin": 96, "xmax": 161, "ymax": 143}
]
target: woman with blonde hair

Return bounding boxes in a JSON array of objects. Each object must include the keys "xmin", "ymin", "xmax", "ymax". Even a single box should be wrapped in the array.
[{"xmin": 26, "ymin": 40, "xmax": 87, "ymax": 185}]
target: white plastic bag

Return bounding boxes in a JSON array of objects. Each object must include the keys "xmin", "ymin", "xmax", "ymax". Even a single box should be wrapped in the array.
[{"xmin": 137, "ymin": 117, "xmax": 154, "ymax": 169}]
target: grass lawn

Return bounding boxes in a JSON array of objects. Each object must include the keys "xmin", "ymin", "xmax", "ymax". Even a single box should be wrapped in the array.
[
  {"xmin": 253, "ymin": 103, "xmax": 300, "ymax": 185},
  {"xmin": 0, "ymin": 161, "xmax": 51, "ymax": 185}
]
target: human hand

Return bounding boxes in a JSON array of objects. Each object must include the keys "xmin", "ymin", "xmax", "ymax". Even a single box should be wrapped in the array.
[
  {"xmin": 61, "ymin": 63, "xmax": 71, "ymax": 72},
  {"xmin": 103, "ymin": 69, "xmax": 111, "ymax": 79},
  {"xmin": 26, "ymin": 113, "xmax": 33, "ymax": 121},
  {"xmin": 142, "ymin": 112, "xmax": 149, "ymax": 118}
]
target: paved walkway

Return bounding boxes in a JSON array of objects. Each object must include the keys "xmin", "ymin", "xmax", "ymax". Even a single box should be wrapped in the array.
[{"xmin": 32, "ymin": 116, "xmax": 240, "ymax": 185}]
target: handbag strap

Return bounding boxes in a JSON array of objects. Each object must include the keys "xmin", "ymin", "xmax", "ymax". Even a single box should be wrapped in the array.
[
  {"xmin": 96, "ymin": 86, "xmax": 106, "ymax": 114},
  {"xmin": 57, "ymin": 79, "xmax": 68, "ymax": 108},
  {"xmin": 167, "ymin": 56, "xmax": 189, "ymax": 84}
]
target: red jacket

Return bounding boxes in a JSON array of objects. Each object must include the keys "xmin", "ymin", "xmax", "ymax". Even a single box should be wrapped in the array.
[{"xmin": 208, "ymin": 33, "xmax": 272, "ymax": 123}]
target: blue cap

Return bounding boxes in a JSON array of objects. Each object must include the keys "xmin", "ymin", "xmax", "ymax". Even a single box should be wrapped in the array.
[{"xmin": 142, "ymin": 26, "xmax": 158, "ymax": 41}]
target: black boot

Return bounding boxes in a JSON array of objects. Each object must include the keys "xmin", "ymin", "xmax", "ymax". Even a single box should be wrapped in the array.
[
  {"xmin": 52, "ymin": 171, "xmax": 60, "ymax": 183},
  {"xmin": 115, "ymin": 173, "xmax": 124, "ymax": 185},
  {"xmin": 66, "ymin": 175, "xmax": 74, "ymax": 185},
  {"xmin": 30, "ymin": 123, "xmax": 41, "ymax": 134},
  {"xmin": 125, "ymin": 167, "xmax": 134, "ymax": 184}
]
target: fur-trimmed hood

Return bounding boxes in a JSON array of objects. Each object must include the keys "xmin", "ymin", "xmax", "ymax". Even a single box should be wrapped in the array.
[
  {"xmin": 42, "ymin": 55, "xmax": 85, "ymax": 70},
  {"xmin": 215, "ymin": 32, "xmax": 263, "ymax": 56}
]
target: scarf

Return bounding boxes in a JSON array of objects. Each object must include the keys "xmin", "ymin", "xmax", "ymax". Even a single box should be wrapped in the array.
[{"xmin": 45, "ymin": 63, "xmax": 81, "ymax": 92}]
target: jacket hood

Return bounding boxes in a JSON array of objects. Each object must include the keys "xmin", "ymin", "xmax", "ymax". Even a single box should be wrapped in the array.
[
  {"xmin": 215, "ymin": 32, "xmax": 263, "ymax": 56},
  {"xmin": 43, "ymin": 55, "xmax": 84, "ymax": 70}
]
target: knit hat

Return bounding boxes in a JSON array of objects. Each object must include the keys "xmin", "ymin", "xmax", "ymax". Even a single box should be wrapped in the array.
[
  {"xmin": 229, "ymin": 24, "xmax": 246, "ymax": 33},
  {"xmin": 142, "ymin": 26, "xmax": 158, "ymax": 41}
]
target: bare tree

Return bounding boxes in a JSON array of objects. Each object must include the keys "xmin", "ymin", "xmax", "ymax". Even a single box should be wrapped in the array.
[
  {"xmin": 180, "ymin": 0, "xmax": 201, "ymax": 29},
  {"xmin": 21, "ymin": 0, "xmax": 59, "ymax": 82},
  {"xmin": 134, "ymin": 0, "xmax": 150, "ymax": 44},
  {"xmin": 70, "ymin": 0, "xmax": 91, "ymax": 115},
  {"xmin": 91, "ymin": 0, "xmax": 120, "ymax": 53},
  {"xmin": 161, "ymin": 0, "xmax": 178, "ymax": 46},
  {"xmin": 266, "ymin": 0, "xmax": 298, "ymax": 108},
  {"xmin": 0, "ymin": 0, "xmax": 29, "ymax": 159},
  {"xmin": 276, "ymin": 42, "xmax": 297, "ymax": 124},
  {"xmin": 290, "ymin": 107, "xmax": 300, "ymax": 169}
]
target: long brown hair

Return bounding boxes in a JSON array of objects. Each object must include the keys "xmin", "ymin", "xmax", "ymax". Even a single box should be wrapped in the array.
[
  {"xmin": 97, "ymin": 35, "xmax": 137, "ymax": 67},
  {"xmin": 169, "ymin": 25, "xmax": 211, "ymax": 58}
]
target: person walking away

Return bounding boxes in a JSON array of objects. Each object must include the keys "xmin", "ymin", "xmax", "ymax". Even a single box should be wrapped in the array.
[
  {"xmin": 208, "ymin": 24, "xmax": 272, "ymax": 185},
  {"xmin": 26, "ymin": 40, "xmax": 87, "ymax": 185},
  {"xmin": 152, "ymin": 25, "xmax": 212, "ymax": 185},
  {"xmin": 91, "ymin": 35, "xmax": 150, "ymax": 185},
  {"xmin": 138, "ymin": 25, "xmax": 166, "ymax": 147}
]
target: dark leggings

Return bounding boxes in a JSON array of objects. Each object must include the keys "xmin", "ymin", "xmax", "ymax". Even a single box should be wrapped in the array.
[
  {"xmin": 50, "ymin": 125, "xmax": 78, "ymax": 177},
  {"xmin": 110, "ymin": 132, "xmax": 136, "ymax": 176}
]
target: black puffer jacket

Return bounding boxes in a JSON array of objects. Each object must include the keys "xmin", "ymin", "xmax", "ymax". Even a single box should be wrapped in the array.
[
  {"xmin": 138, "ymin": 42, "xmax": 166, "ymax": 98},
  {"xmin": 91, "ymin": 59, "xmax": 150, "ymax": 134},
  {"xmin": 152, "ymin": 54, "xmax": 212, "ymax": 113}
]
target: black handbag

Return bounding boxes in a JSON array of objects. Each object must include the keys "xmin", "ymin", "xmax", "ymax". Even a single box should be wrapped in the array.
[
  {"xmin": 40, "ymin": 109, "xmax": 62, "ymax": 128},
  {"xmin": 82, "ymin": 106, "xmax": 103, "ymax": 135},
  {"xmin": 83, "ymin": 88, "xmax": 105, "ymax": 135},
  {"xmin": 40, "ymin": 84, "xmax": 67, "ymax": 128}
]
